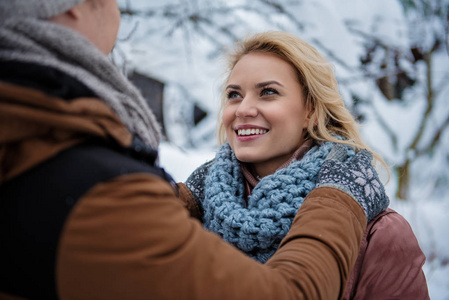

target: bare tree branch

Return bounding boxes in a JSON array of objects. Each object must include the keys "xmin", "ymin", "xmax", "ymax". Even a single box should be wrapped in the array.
[
  {"xmin": 434, "ymin": 70, "xmax": 449, "ymax": 99},
  {"xmin": 351, "ymin": 92, "xmax": 399, "ymax": 159},
  {"xmin": 417, "ymin": 110, "xmax": 449, "ymax": 156},
  {"xmin": 371, "ymin": 102, "xmax": 399, "ymax": 156},
  {"xmin": 310, "ymin": 38, "xmax": 357, "ymax": 72},
  {"xmin": 258, "ymin": 0, "xmax": 305, "ymax": 30},
  {"xmin": 408, "ymin": 53, "xmax": 434, "ymax": 151}
]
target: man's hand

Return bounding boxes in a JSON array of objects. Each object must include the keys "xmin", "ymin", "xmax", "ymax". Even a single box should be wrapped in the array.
[{"xmin": 317, "ymin": 144, "xmax": 389, "ymax": 222}]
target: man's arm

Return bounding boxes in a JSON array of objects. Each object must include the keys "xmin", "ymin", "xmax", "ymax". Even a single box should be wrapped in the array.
[
  {"xmin": 57, "ymin": 174, "xmax": 365, "ymax": 300},
  {"xmin": 177, "ymin": 182, "xmax": 203, "ymax": 220}
]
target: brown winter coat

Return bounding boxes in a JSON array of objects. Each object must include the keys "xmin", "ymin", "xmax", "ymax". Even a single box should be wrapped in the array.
[{"xmin": 0, "ymin": 81, "xmax": 367, "ymax": 300}]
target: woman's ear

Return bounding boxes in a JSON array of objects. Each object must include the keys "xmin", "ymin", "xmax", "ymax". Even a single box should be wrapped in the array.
[{"xmin": 303, "ymin": 102, "xmax": 317, "ymax": 128}]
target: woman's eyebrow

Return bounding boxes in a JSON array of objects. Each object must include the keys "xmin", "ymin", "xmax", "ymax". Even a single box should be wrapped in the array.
[
  {"xmin": 226, "ymin": 84, "xmax": 241, "ymax": 90},
  {"xmin": 226, "ymin": 81, "xmax": 284, "ymax": 90},
  {"xmin": 255, "ymin": 81, "xmax": 284, "ymax": 88}
]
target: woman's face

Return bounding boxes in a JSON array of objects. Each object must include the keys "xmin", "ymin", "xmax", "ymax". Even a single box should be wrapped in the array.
[{"xmin": 222, "ymin": 52, "xmax": 311, "ymax": 178}]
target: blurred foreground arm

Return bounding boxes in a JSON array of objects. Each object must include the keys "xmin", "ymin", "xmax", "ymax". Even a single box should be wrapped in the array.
[
  {"xmin": 58, "ymin": 173, "xmax": 365, "ymax": 300},
  {"xmin": 56, "ymin": 142, "xmax": 398, "ymax": 300}
]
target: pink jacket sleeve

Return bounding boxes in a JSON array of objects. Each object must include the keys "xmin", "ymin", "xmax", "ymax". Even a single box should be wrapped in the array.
[{"xmin": 344, "ymin": 209, "xmax": 430, "ymax": 300}]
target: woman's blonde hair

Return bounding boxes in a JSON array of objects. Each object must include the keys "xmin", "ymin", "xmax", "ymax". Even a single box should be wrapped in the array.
[{"xmin": 217, "ymin": 31, "xmax": 388, "ymax": 173}]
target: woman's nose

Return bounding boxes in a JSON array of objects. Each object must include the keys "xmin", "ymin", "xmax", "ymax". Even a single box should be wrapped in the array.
[{"xmin": 235, "ymin": 96, "xmax": 258, "ymax": 118}]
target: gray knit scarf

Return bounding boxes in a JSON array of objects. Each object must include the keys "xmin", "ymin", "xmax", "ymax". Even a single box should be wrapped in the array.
[
  {"xmin": 204, "ymin": 142, "xmax": 355, "ymax": 262},
  {"xmin": 0, "ymin": 18, "xmax": 161, "ymax": 149}
]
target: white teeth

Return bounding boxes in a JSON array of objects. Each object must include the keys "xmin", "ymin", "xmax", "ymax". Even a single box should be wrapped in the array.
[{"xmin": 237, "ymin": 129, "xmax": 267, "ymax": 136}]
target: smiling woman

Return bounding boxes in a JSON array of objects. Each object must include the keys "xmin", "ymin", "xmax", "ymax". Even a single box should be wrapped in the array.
[
  {"xmin": 223, "ymin": 52, "xmax": 311, "ymax": 177},
  {"xmin": 179, "ymin": 31, "xmax": 429, "ymax": 300}
]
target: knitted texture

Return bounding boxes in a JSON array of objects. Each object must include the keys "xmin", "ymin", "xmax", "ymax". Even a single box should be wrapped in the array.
[
  {"xmin": 317, "ymin": 149, "xmax": 389, "ymax": 222},
  {"xmin": 0, "ymin": 18, "xmax": 161, "ymax": 150},
  {"xmin": 203, "ymin": 142, "xmax": 355, "ymax": 262},
  {"xmin": 0, "ymin": 0, "xmax": 84, "ymax": 19},
  {"xmin": 185, "ymin": 159, "xmax": 215, "ymax": 215}
]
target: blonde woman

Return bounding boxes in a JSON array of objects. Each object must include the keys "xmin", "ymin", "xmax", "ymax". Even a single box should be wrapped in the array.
[{"xmin": 179, "ymin": 31, "xmax": 429, "ymax": 299}]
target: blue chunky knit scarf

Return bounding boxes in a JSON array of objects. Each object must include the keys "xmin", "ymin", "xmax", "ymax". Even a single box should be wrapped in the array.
[{"xmin": 203, "ymin": 141, "xmax": 354, "ymax": 262}]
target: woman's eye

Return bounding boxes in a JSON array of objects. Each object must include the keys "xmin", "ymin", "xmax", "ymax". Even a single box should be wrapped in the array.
[
  {"xmin": 227, "ymin": 90, "xmax": 241, "ymax": 99},
  {"xmin": 261, "ymin": 88, "xmax": 278, "ymax": 96}
]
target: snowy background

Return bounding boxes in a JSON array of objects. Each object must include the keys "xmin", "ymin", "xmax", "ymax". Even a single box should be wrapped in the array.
[{"xmin": 116, "ymin": 0, "xmax": 449, "ymax": 298}]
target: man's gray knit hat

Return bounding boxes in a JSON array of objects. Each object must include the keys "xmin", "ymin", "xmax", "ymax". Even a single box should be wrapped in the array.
[{"xmin": 0, "ymin": 0, "xmax": 85, "ymax": 20}]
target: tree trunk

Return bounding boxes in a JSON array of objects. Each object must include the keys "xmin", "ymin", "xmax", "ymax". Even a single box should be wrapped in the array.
[{"xmin": 395, "ymin": 159, "xmax": 410, "ymax": 200}]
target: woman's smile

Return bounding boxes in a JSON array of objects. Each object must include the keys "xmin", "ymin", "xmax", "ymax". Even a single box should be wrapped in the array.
[
  {"xmin": 234, "ymin": 124, "xmax": 269, "ymax": 141},
  {"xmin": 222, "ymin": 52, "xmax": 311, "ymax": 177}
]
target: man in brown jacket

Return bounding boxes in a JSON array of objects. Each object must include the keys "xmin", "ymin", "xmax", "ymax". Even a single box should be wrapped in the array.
[{"xmin": 0, "ymin": 1, "xmax": 388, "ymax": 299}]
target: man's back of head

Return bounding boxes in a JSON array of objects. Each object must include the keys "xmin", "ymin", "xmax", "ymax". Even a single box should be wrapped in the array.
[
  {"xmin": 0, "ymin": 0, "xmax": 120, "ymax": 55},
  {"xmin": 0, "ymin": 0, "xmax": 84, "ymax": 20}
]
